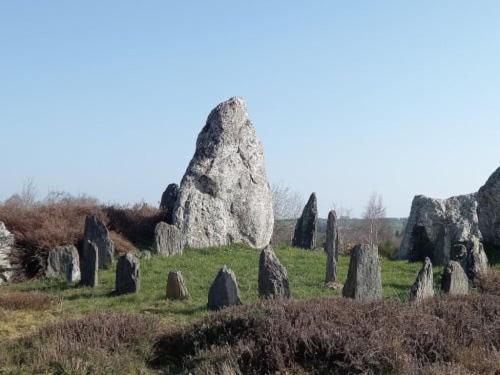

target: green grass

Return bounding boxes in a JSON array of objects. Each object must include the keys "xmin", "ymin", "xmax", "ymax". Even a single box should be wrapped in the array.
[{"xmin": 3, "ymin": 245, "xmax": 438, "ymax": 328}]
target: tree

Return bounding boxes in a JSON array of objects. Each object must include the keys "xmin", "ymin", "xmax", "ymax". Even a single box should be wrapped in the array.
[
  {"xmin": 362, "ymin": 192, "xmax": 386, "ymax": 246},
  {"xmin": 271, "ymin": 182, "xmax": 304, "ymax": 220}
]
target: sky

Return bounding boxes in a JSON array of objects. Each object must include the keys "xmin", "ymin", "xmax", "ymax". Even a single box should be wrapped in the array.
[{"xmin": 1, "ymin": 1, "xmax": 499, "ymax": 218}]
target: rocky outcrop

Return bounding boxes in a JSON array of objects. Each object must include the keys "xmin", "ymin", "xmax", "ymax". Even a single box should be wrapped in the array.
[
  {"xmin": 451, "ymin": 237, "xmax": 488, "ymax": 281},
  {"xmin": 292, "ymin": 193, "xmax": 317, "ymax": 249},
  {"xmin": 0, "ymin": 222, "xmax": 15, "ymax": 284},
  {"xmin": 83, "ymin": 215, "xmax": 114, "ymax": 269},
  {"xmin": 173, "ymin": 97, "xmax": 274, "ymax": 249},
  {"xmin": 441, "ymin": 261, "xmax": 469, "ymax": 295},
  {"xmin": 478, "ymin": 166, "xmax": 500, "ymax": 248},
  {"xmin": 342, "ymin": 244, "xmax": 382, "ymax": 301},
  {"xmin": 46, "ymin": 245, "xmax": 81, "ymax": 284},
  {"xmin": 409, "ymin": 257, "xmax": 434, "ymax": 302},
  {"xmin": 258, "ymin": 245, "xmax": 290, "ymax": 299},
  {"xmin": 80, "ymin": 240, "xmax": 98, "ymax": 287},
  {"xmin": 398, "ymin": 194, "xmax": 483, "ymax": 267},
  {"xmin": 324, "ymin": 210, "xmax": 340, "ymax": 285},
  {"xmin": 166, "ymin": 270, "xmax": 189, "ymax": 300},
  {"xmin": 160, "ymin": 183, "xmax": 179, "ymax": 224},
  {"xmin": 208, "ymin": 265, "xmax": 241, "ymax": 310},
  {"xmin": 115, "ymin": 253, "xmax": 140, "ymax": 295},
  {"xmin": 152, "ymin": 222, "xmax": 183, "ymax": 256}
]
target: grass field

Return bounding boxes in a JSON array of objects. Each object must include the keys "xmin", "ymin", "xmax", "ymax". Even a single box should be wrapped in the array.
[{"xmin": 0, "ymin": 244, "xmax": 440, "ymax": 339}]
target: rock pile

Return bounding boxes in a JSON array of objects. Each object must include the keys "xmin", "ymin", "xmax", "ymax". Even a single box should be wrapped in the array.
[
  {"xmin": 80, "ymin": 240, "xmax": 98, "ymax": 287},
  {"xmin": 115, "ymin": 253, "xmax": 140, "ymax": 295},
  {"xmin": 292, "ymin": 193, "xmax": 317, "ymax": 249},
  {"xmin": 409, "ymin": 257, "xmax": 434, "ymax": 302},
  {"xmin": 208, "ymin": 265, "xmax": 241, "ymax": 310},
  {"xmin": 83, "ymin": 215, "xmax": 114, "ymax": 269},
  {"xmin": 46, "ymin": 245, "xmax": 81, "ymax": 284},
  {"xmin": 166, "ymin": 270, "xmax": 189, "ymax": 300},
  {"xmin": 342, "ymin": 244, "xmax": 382, "ymax": 301},
  {"xmin": 258, "ymin": 245, "xmax": 291, "ymax": 299},
  {"xmin": 153, "ymin": 222, "xmax": 183, "ymax": 256},
  {"xmin": 441, "ymin": 261, "xmax": 469, "ymax": 295},
  {"xmin": 174, "ymin": 97, "xmax": 274, "ymax": 249}
]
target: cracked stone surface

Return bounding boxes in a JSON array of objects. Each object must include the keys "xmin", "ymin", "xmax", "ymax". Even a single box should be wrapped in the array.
[{"xmin": 173, "ymin": 97, "xmax": 274, "ymax": 249}]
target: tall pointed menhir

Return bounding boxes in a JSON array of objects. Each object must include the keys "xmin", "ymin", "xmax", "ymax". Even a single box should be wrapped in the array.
[
  {"xmin": 292, "ymin": 193, "xmax": 318, "ymax": 249},
  {"xmin": 325, "ymin": 210, "xmax": 340, "ymax": 287}
]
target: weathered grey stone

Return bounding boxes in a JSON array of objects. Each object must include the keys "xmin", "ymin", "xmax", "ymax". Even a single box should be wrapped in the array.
[
  {"xmin": 141, "ymin": 250, "xmax": 152, "ymax": 260},
  {"xmin": 451, "ymin": 237, "xmax": 489, "ymax": 281},
  {"xmin": 83, "ymin": 215, "xmax": 114, "ymax": 269},
  {"xmin": 478, "ymin": 166, "xmax": 500, "ymax": 248},
  {"xmin": 398, "ymin": 194, "xmax": 481, "ymax": 266},
  {"xmin": 166, "ymin": 270, "xmax": 189, "ymax": 300},
  {"xmin": 324, "ymin": 210, "xmax": 340, "ymax": 285},
  {"xmin": 0, "ymin": 222, "xmax": 15, "ymax": 284},
  {"xmin": 80, "ymin": 240, "xmax": 98, "ymax": 287},
  {"xmin": 208, "ymin": 265, "xmax": 241, "ymax": 310},
  {"xmin": 441, "ymin": 261, "xmax": 469, "ymax": 295},
  {"xmin": 46, "ymin": 245, "xmax": 81, "ymax": 284},
  {"xmin": 153, "ymin": 222, "xmax": 183, "ymax": 256},
  {"xmin": 342, "ymin": 244, "xmax": 382, "ymax": 301},
  {"xmin": 115, "ymin": 253, "xmax": 140, "ymax": 295},
  {"xmin": 160, "ymin": 183, "xmax": 179, "ymax": 224},
  {"xmin": 173, "ymin": 97, "xmax": 274, "ymax": 249},
  {"xmin": 258, "ymin": 245, "xmax": 290, "ymax": 299},
  {"xmin": 409, "ymin": 257, "xmax": 434, "ymax": 302},
  {"xmin": 292, "ymin": 193, "xmax": 317, "ymax": 249}
]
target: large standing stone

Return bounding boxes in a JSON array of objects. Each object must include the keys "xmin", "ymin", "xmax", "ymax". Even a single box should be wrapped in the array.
[
  {"xmin": 441, "ymin": 261, "xmax": 469, "ymax": 295},
  {"xmin": 83, "ymin": 215, "xmax": 114, "ymax": 269},
  {"xmin": 115, "ymin": 253, "xmax": 140, "ymax": 295},
  {"xmin": 258, "ymin": 245, "xmax": 290, "ymax": 299},
  {"xmin": 0, "ymin": 222, "xmax": 15, "ymax": 284},
  {"xmin": 450, "ymin": 237, "xmax": 488, "ymax": 281},
  {"xmin": 46, "ymin": 245, "xmax": 81, "ymax": 284},
  {"xmin": 342, "ymin": 244, "xmax": 382, "ymax": 301},
  {"xmin": 478, "ymin": 166, "xmax": 500, "ymax": 248},
  {"xmin": 159, "ymin": 183, "xmax": 179, "ymax": 224},
  {"xmin": 398, "ymin": 194, "xmax": 482, "ymax": 266},
  {"xmin": 409, "ymin": 257, "xmax": 434, "ymax": 302},
  {"xmin": 166, "ymin": 270, "xmax": 189, "ymax": 300},
  {"xmin": 324, "ymin": 210, "xmax": 340, "ymax": 285},
  {"xmin": 80, "ymin": 240, "xmax": 98, "ymax": 287},
  {"xmin": 208, "ymin": 265, "xmax": 241, "ymax": 310},
  {"xmin": 153, "ymin": 222, "xmax": 183, "ymax": 256},
  {"xmin": 292, "ymin": 193, "xmax": 318, "ymax": 249},
  {"xmin": 173, "ymin": 97, "xmax": 274, "ymax": 249}
]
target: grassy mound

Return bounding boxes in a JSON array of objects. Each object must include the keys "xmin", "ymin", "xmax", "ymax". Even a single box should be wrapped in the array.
[{"xmin": 152, "ymin": 294, "xmax": 500, "ymax": 374}]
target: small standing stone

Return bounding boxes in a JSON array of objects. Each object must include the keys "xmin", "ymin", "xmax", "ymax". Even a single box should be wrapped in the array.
[
  {"xmin": 153, "ymin": 222, "xmax": 183, "ymax": 256},
  {"xmin": 0, "ymin": 222, "xmax": 15, "ymax": 284},
  {"xmin": 324, "ymin": 210, "xmax": 340, "ymax": 287},
  {"xmin": 83, "ymin": 215, "xmax": 114, "ymax": 269},
  {"xmin": 342, "ymin": 244, "xmax": 382, "ymax": 301},
  {"xmin": 451, "ymin": 238, "xmax": 488, "ymax": 282},
  {"xmin": 409, "ymin": 257, "xmax": 434, "ymax": 302},
  {"xmin": 159, "ymin": 183, "xmax": 180, "ymax": 224},
  {"xmin": 46, "ymin": 245, "xmax": 81, "ymax": 284},
  {"xmin": 208, "ymin": 266, "xmax": 241, "ymax": 310},
  {"xmin": 115, "ymin": 253, "xmax": 140, "ymax": 295},
  {"xmin": 166, "ymin": 270, "xmax": 189, "ymax": 300},
  {"xmin": 258, "ymin": 245, "xmax": 291, "ymax": 299},
  {"xmin": 292, "ymin": 193, "xmax": 318, "ymax": 249},
  {"xmin": 441, "ymin": 261, "xmax": 469, "ymax": 295},
  {"xmin": 141, "ymin": 250, "xmax": 152, "ymax": 260},
  {"xmin": 80, "ymin": 240, "xmax": 98, "ymax": 287}
]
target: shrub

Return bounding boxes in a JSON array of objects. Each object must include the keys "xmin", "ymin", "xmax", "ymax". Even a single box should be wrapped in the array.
[
  {"xmin": 152, "ymin": 294, "xmax": 500, "ymax": 374},
  {"xmin": 477, "ymin": 269, "xmax": 500, "ymax": 296},
  {"xmin": 1, "ymin": 312, "xmax": 162, "ymax": 374},
  {"xmin": 0, "ymin": 291, "xmax": 54, "ymax": 311}
]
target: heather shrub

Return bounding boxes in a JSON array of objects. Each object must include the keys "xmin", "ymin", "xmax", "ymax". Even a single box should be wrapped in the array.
[
  {"xmin": 152, "ymin": 294, "xmax": 500, "ymax": 374},
  {"xmin": 476, "ymin": 269, "xmax": 500, "ymax": 296},
  {"xmin": 0, "ymin": 291, "xmax": 54, "ymax": 311},
  {"xmin": 1, "ymin": 312, "xmax": 162, "ymax": 374}
]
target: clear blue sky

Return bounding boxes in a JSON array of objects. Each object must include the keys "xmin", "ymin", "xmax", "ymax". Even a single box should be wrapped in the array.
[{"xmin": 1, "ymin": 1, "xmax": 499, "ymax": 217}]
